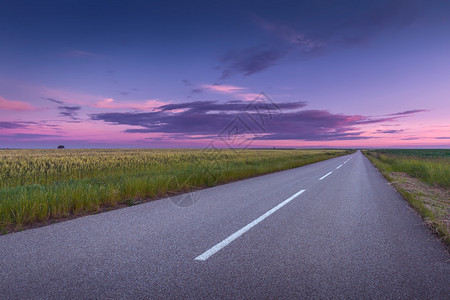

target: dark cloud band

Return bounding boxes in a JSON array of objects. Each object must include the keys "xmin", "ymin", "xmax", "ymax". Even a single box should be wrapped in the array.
[{"xmin": 90, "ymin": 100, "xmax": 425, "ymax": 141}]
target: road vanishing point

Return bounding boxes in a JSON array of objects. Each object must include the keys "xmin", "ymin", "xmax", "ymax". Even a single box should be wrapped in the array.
[{"xmin": 1, "ymin": 151, "xmax": 449, "ymax": 298}]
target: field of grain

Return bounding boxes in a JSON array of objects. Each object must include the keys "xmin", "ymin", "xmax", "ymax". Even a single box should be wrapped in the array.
[
  {"xmin": 0, "ymin": 148, "xmax": 353, "ymax": 232},
  {"xmin": 364, "ymin": 149, "xmax": 449, "ymax": 244}
]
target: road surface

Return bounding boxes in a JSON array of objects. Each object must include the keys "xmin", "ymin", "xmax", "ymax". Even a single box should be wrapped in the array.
[{"xmin": 1, "ymin": 151, "xmax": 449, "ymax": 298}]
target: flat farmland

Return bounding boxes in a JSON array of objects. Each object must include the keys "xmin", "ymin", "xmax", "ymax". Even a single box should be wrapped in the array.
[{"xmin": 0, "ymin": 148, "xmax": 353, "ymax": 233}]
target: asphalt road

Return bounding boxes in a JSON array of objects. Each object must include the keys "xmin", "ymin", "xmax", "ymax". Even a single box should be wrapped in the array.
[{"xmin": 1, "ymin": 151, "xmax": 449, "ymax": 299}]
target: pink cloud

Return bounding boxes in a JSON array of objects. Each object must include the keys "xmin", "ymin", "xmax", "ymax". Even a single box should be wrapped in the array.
[
  {"xmin": 238, "ymin": 92, "xmax": 265, "ymax": 101},
  {"xmin": 202, "ymin": 84, "xmax": 246, "ymax": 93},
  {"xmin": 95, "ymin": 98, "xmax": 169, "ymax": 111},
  {"xmin": 0, "ymin": 96, "xmax": 35, "ymax": 111},
  {"xmin": 201, "ymin": 83, "xmax": 265, "ymax": 101}
]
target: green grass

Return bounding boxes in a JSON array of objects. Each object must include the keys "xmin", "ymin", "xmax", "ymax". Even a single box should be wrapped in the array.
[
  {"xmin": 364, "ymin": 149, "xmax": 449, "ymax": 244},
  {"xmin": 365, "ymin": 149, "xmax": 449, "ymax": 188},
  {"xmin": 0, "ymin": 148, "xmax": 353, "ymax": 232},
  {"xmin": 368, "ymin": 149, "xmax": 449, "ymax": 159}
]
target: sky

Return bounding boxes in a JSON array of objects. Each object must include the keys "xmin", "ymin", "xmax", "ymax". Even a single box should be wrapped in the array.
[{"xmin": 0, "ymin": 0, "xmax": 449, "ymax": 149}]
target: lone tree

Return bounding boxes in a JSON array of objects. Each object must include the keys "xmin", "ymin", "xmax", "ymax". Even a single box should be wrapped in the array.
[{"xmin": 57, "ymin": 145, "xmax": 65, "ymax": 149}]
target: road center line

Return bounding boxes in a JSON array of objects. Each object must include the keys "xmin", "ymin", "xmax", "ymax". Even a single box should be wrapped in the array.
[
  {"xmin": 336, "ymin": 164, "xmax": 342, "ymax": 169},
  {"xmin": 319, "ymin": 171, "xmax": 332, "ymax": 180},
  {"xmin": 194, "ymin": 189, "xmax": 306, "ymax": 261}
]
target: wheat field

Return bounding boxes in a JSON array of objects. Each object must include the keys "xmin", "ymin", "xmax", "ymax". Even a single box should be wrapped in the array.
[{"xmin": 0, "ymin": 148, "xmax": 353, "ymax": 232}]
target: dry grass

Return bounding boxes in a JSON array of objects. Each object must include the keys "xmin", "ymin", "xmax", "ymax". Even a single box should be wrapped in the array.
[{"xmin": 389, "ymin": 172, "xmax": 449, "ymax": 243}]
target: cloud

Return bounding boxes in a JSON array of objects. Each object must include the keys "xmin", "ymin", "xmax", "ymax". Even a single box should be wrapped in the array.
[
  {"xmin": 376, "ymin": 129, "xmax": 405, "ymax": 134},
  {"xmin": 94, "ymin": 98, "xmax": 168, "ymax": 111},
  {"xmin": 435, "ymin": 137, "xmax": 450, "ymax": 140},
  {"xmin": 157, "ymin": 100, "xmax": 304, "ymax": 113},
  {"xmin": 181, "ymin": 80, "xmax": 203, "ymax": 94},
  {"xmin": 90, "ymin": 100, "xmax": 300, "ymax": 135},
  {"xmin": 0, "ymin": 133, "xmax": 62, "ymax": 139},
  {"xmin": 191, "ymin": 88, "xmax": 204, "ymax": 94},
  {"xmin": 219, "ymin": 0, "xmax": 421, "ymax": 77},
  {"xmin": 0, "ymin": 96, "xmax": 35, "ymax": 111},
  {"xmin": 388, "ymin": 109, "xmax": 428, "ymax": 116},
  {"xmin": 202, "ymin": 84, "xmax": 247, "ymax": 93},
  {"xmin": 185, "ymin": 81, "xmax": 249, "ymax": 95},
  {"xmin": 58, "ymin": 105, "xmax": 81, "ymax": 120},
  {"xmin": 42, "ymin": 97, "xmax": 83, "ymax": 120},
  {"xmin": 90, "ymin": 100, "xmax": 409, "ymax": 141},
  {"xmin": 95, "ymin": 98, "xmax": 116, "ymax": 109},
  {"xmin": 220, "ymin": 46, "xmax": 288, "ymax": 78},
  {"xmin": 195, "ymin": 83, "xmax": 274, "ymax": 102},
  {"xmin": 43, "ymin": 97, "xmax": 65, "ymax": 104},
  {"xmin": 182, "ymin": 79, "xmax": 193, "ymax": 87},
  {"xmin": 255, "ymin": 17, "xmax": 323, "ymax": 52},
  {"xmin": 253, "ymin": 110, "xmax": 378, "ymax": 141},
  {"xmin": 401, "ymin": 137, "xmax": 420, "ymax": 140},
  {"xmin": 0, "ymin": 121, "xmax": 28, "ymax": 129}
]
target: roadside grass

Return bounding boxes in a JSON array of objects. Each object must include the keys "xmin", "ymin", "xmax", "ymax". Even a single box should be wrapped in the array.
[
  {"xmin": 364, "ymin": 150, "xmax": 449, "ymax": 188},
  {"xmin": 0, "ymin": 148, "xmax": 354, "ymax": 233},
  {"xmin": 364, "ymin": 150, "xmax": 450, "ymax": 244}
]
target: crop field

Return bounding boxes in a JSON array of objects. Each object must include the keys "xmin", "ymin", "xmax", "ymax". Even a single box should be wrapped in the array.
[
  {"xmin": 364, "ymin": 149, "xmax": 449, "ymax": 243},
  {"xmin": 369, "ymin": 149, "xmax": 449, "ymax": 159},
  {"xmin": 0, "ymin": 148, "xmax": 353, "ymax": 232}
]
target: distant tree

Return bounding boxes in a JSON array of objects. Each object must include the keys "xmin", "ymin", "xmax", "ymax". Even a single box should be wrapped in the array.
[{"xmin": 57, "ymin": 145, "xmax": 65, "ymax": 149}]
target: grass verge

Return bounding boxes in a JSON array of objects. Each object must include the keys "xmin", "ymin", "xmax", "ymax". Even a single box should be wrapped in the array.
[{"xmin": 363, "ymin": 150, "xmax": 449, "ymax": 245}]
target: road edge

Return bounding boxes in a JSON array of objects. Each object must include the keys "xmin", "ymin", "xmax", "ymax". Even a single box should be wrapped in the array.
[{"xmin": 362, "ymin": 151, "xmax": 450, "ymax": 249}]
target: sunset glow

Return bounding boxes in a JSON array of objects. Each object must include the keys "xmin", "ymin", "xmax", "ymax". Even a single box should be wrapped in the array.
[{"xmin": 0, "ymin": 0, "xmax": 449, "ymax": 149}]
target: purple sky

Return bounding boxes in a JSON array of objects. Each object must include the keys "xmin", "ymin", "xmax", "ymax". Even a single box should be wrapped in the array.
[{"xmin": 0, "ymin": 0, "xmax": 449, "ymax": 148}]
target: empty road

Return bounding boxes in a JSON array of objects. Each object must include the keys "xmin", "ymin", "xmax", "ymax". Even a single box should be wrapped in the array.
[{"xmin": 1, "ymin": 151, "xmax": 449, "ymax": 298}]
